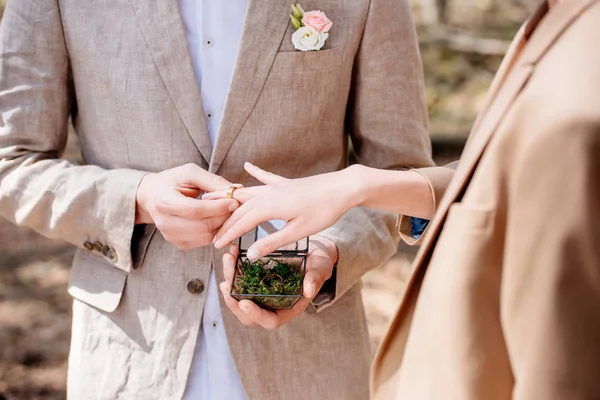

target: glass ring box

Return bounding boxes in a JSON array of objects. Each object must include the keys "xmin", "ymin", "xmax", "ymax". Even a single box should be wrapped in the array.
[{"xmin": 230, "ymin": 223, "xmax": 309, "ymax": 310}]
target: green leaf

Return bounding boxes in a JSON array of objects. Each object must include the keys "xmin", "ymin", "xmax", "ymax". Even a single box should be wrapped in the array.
[
  {"xmin": 291, "ymin": 4, "xmax": 304, "ymax": 20},
  {"xmin": 290, "ymin": 15, "xmax": 302, "ymax": 30}
]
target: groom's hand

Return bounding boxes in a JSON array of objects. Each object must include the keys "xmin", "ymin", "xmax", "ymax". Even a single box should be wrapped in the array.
[
  {"xmin": 135, "ymin": 163, "xmax": 239, "ymax": 250},
  {"xmin": 219, "ymin": 236, "xmax": 338, "ymax": 330}
]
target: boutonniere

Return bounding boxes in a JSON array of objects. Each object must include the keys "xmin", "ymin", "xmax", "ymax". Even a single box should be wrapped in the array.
[{"xmin": 290, "ymin": 4, "xmax": 333, "ymax": 52}]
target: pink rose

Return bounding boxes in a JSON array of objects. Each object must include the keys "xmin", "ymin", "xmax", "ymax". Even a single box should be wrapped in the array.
[{"xmin": 302, "ymin": 10, "xmax": 333, "ymax": 33}]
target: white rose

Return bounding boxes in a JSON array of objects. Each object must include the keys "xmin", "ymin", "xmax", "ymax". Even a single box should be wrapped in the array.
[{"xmin": 292, "ymin": 26, "xmax": 328, "ymax": 52}]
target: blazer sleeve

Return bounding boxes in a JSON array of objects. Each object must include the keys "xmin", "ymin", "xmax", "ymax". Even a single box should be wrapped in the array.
[
  {"xmin": 397, "ymin": 162, "xmax": 458, "ymax": 245},
  {"xmin": 501, "ymin": 117, "xmax": 600, "ymax": 399},
  {"xmin": 0, "ymin": 0, "xmax": 147, "ymax": 273},
  {"xmin": 316, "ymin": 0, "xmax": 434, "ymax": 311}
]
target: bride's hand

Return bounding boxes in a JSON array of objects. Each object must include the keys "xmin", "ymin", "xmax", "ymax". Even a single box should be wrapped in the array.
[{"xmin": 204, "ymin": 162, "xmax": 362, "ymax": 259}]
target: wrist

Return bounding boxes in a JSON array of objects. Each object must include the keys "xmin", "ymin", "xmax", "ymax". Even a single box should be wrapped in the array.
[
  {"xmin": 135, "ymin": 174, "xmax": 154, "ymax": 225},
  {"xmin": 310, "ymin": 235, "xmax": 339, "ymax": 264},
  {"xmin": 340, "ymin": 164, "xmax": 371, "ymax": 209}
]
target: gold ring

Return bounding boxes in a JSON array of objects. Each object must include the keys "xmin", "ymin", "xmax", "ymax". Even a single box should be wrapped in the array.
[{"xmin": 226, "ymin": 186, "xmax": 238, "ymax": 199}]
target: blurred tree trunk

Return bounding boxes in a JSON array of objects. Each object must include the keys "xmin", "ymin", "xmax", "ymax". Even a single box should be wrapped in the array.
[{"xmin": 419, "ymin": 0, "xmax": 448, "ymax": 24}]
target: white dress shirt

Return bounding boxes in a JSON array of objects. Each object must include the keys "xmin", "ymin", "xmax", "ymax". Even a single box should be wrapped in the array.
[{"xmin": 179, "ymin": 0, "xmax": 248, "ymax": 399}]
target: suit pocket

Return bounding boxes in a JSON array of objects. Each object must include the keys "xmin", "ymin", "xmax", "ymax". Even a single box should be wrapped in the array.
[
  {"xmin": 68, "ymin": 250, "xmax": 128, "ymax": 313},
  {"xmin": 443, "ymin": 203, "xmax": 495, "ymax": 235},
  {"xmin": 271, "ymin": 47, "xmax": 344, "ymax": 72}
]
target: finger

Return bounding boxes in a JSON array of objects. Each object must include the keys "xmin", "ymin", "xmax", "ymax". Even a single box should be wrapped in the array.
[
  {"xmin": 244, "ymin": 162, "xmax": 288, "ymax": 185},
  {"xmin": 238, "ymin": 300, "xmax": 283, "ymax": 331},
  {"xmin": 303, "ymin": 254, "xmax": 335, "ymax": 299},
  {"xmin": 251, "ymin": 297, "xmax": 311, "ymax": 329},
  {"xmin": 201, "ymin": 187, "xmax": 258, "ymax": 203},
  {"xmin": 222, "ymin": 245, "xmax": 239, "ymax": 283},
  {"xmin": 158, "ymin": 214, "xmax": 229, "ymax": 248},
  {"xmin": 275, "ymin": 297, "xmax": 311, "ymax": 321},
  {"xmin": 219, "ymin": 282, "xmax": 257, "ymax": 327},
  {"xmin": 179, "ymin": 187, "xmax": 203, "ymax": 198},
  {"xmin": 180, "ymin": 164, "xmax": 233, "ymax": 192},
  {"xmin": 164, "ymin": 196, "xmax": 239, "ymax": 220},
  {"xmin": 213, "ymin": 201, "xmax": 263, "ymax": 248},
  {"xmin": 245, "ymin": 222, "xmax": 309, "ymax": 261}
]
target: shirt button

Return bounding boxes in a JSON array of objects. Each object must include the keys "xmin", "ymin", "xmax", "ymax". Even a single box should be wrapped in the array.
[
  {"xmin": 83, "ymin": 241, "xmax": 94, "ymax": 251},
  {"xmin": 212, "ymin": 321, "xmax": 218, "ymax": 328},
  {"xmin": 204, "ymin": 38, "xmax": 214, "ymax": 47},
  {"xmin": 187, "ymin": 279, "xmax": 205, "ymax": 295}
]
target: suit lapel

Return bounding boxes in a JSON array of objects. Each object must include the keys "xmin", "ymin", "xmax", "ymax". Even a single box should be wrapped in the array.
[
  {"xmin": 209, "ymin": 0, "xmax": 291, "ymax": 172},
  {"xmin": 129, "ymin": 0, "xmax": 213, "ymax": 164},
  {"xmin": 467, "ymin": 23, "xmax": 529, "ymax": 139}
]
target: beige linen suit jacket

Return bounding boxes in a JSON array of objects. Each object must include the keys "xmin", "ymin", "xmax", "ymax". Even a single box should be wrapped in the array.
[
  {"xmin": 372, "ymin": 1, "xmax": 600, "ymax": 399},
  {"xmin": 0, "ymin": 0, "xmax": 433, "ymax": 399}
]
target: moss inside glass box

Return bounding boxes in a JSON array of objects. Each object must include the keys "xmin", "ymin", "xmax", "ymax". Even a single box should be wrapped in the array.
[{"xmin": 231, "ymin": 256, "xmax": 306, "ymax": 310}]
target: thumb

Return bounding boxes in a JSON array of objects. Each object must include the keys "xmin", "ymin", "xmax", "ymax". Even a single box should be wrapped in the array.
[
  {"xmin": 302, "ymin": 268, "xmax": 328, "ymax": 299},
  {"xmin": 182, "ymin": 164, "xmax": 233, "ymax": 192},
  {"xmin": 302, "ymin": 253, "xmax": 334, "ymax": 299}
]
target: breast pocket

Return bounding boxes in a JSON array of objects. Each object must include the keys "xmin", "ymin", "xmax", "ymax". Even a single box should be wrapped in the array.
[
  {"xmin": 253, "ymin": 47, "xmax": 345, "ymax": 128},
  {"xmin": 270, "ymin": 47, "xmax": 344, "ymax": 71},
  {"xmin": 424, "ymin": 203, "xmax": 497, "ymax": 295},
  {"xmin": 408, "ymin": 203, "xmax": 499, "ymax": 326},
  {"xmin": 442, "ymin": 203, "xmax": 495, "ymax": 236}
]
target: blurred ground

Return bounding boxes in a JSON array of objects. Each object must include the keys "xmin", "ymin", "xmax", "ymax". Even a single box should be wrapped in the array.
[{"xmin": 0, "ymin": 0, "xmax": 528, "ymax": 398}]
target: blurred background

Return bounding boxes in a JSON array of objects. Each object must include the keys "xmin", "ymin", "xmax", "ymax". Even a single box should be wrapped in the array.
[{"xmin": 0, "ymin": 0, "xmax": 537, "ymax": 398}]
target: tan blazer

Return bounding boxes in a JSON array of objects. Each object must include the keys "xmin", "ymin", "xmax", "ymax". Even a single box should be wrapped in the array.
[
  {"xmin": 372, "ymin": 1, "xmax": 600, "ymax": 398},
  {"xmin": 0, "ymin": 0, "xmax": 433, "ymax": 399}
]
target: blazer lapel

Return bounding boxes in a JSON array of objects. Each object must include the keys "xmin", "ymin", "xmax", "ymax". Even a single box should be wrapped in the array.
[
  {"xmin": 467, "ymin": 23, "xmax": 529, "ymax": 139},
  {"xmin": 209, "ymin": 0, "xmax": 291, "ymax": 172},
  {"xmin": 129, "ymin": 0, "xmax": 213, "ymax": 164}
]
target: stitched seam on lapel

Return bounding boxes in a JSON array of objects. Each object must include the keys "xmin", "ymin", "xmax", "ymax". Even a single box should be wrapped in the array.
[
  {"xmin": 209, "ymin": 0, "xmax": 296, "ymax": 172},
  {"xmin": 128, "ymin": 0, "xmax": 213, "ymax": 164}
]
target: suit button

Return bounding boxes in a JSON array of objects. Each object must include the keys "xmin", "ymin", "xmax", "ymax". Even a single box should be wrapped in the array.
[
  {"xmin": 106, "ymin": 249, "xmax": 118, "ymax": 263},
  {"xmin": 83, "ymin": 241, "xmax": 94, "ymax": 251},
  {"xmin": 93, "ymin": 242, "xmax": 104, "ymax": 252},
  {"xmin": 187, "ymin": 279, "xmax": 204, "ymax": 295}
]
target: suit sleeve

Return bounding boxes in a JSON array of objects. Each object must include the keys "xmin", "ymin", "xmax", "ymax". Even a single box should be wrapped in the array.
[
  {"xmin": 0, "ymin": 0, "xmax": 146, "ymax": 272},
  {"xmin": 501, "ymin": 118, "xmax": 600, "ymax": 399},
  {"xmin": 397, "ymin": 162, "xmax": 458, "ymax": 245},
  {"xmin": 316, "ymin": 0, "xmax": 434, "ymax": 311}
]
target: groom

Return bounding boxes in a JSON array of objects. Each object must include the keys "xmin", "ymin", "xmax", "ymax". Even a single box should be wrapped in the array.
[{"xmin": 0, "ymin": 0, "xmax": 432, "ymax": 398}]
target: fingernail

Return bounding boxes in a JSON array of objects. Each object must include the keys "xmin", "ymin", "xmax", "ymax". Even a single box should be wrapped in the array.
[
  {"xmin": 306, "ymin": 281, "xmax": 316, "ymax": 298},
  {"xmin": 247, "ymin": 248, "xmax": 260, "ymax": 262},
  {"xmin": 245, "ymin": 162, "xmax": 254, "ymax": 168},
  {"xmin": 240, "ymin": 303, "xmax": 250, "ymax": 314},
  {"xmin": 229, "ymin": 202, "xmax": 238, "ymax": 212},
  {"xmin": 219, "ymin": 283, "xmax": 228, "ymax": 295}
]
